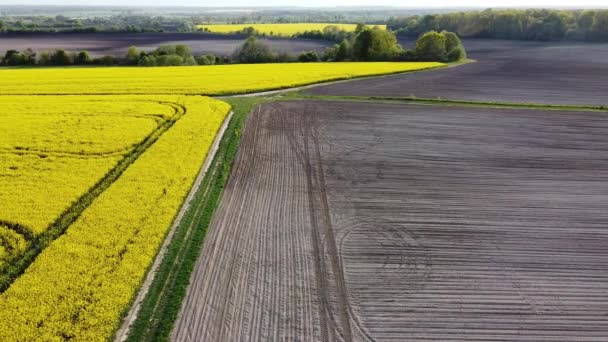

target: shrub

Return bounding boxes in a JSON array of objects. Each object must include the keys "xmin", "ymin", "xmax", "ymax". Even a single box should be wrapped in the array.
[
  {"xmin": 445, "ymin": 45, "xmax": 466, "ymax": 62},
  {"xmin": 353, "ymin": 27, "xmax": 403, "ymax": 61},
  {"xmin": 335, "ymin": 39, "xmax": 352, "ymax": 61},
  {"xmin": 50, "ymin": 49, "xmax": 71, "ymax": 65},
  {"xmin": 138, "ymin": 55, "xmax": 156, "ymax": 67},
  {"xmin": 126, "ymin": 45, "xmax": 140, "ymax": 65},
  {"xmin": 232, "ymin": 36, "xmax": 276, "ymax": 63},
  {"xmin": 74, "ymin": 51, "xmax": 92, "ymax": 65},
  {"xmin": 298, "ymin": 51, "xmax": 320, "ymax": 62},
  {"xmin": 415, "ymin": 31, "xmax": 446, "ymax": 61},
  {"xmin": 195, "ymin": 54, "xmax": 217, "ymax": 65}
]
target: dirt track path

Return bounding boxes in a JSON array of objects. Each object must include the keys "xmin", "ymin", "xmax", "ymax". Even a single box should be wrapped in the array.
[
  {"xmin": 114, "ymin": 110, "xmax": 233, "ymax": 342},
  {"xmin": 172, "ymin": 100, "xmax": 608, "ymax": 341}
]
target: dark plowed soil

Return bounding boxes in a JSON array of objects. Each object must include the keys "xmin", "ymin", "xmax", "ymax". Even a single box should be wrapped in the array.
[
  {"xmin": 306, "ymin": 39, "xmax": 608, "ymax": 106},
  {"xmin": 0, "ymin": 32, "xmax": 332, "ymax": 56},
  {"xmin": 173, "ymin": 100, "xmax": 608, "ymax": 341}
]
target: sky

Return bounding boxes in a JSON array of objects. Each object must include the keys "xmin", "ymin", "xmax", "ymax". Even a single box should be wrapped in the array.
[{"xmin": 3, "ymin": 1, "xmax": 608, "ymax": 8}]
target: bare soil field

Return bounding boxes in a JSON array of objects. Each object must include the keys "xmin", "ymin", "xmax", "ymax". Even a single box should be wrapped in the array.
[
  {"xmin": 173, "ymin": 100, "xmax": 608, "ymax": 341},
  {"xmin": 307, "ymin": 39, "xmax": 608, "ymax": 106},
  {"xmin": 0, "ymin": 33, "xmax": 331, "ymax": 56}
]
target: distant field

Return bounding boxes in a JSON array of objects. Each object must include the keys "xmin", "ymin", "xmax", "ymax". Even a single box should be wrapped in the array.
[
  {"xmin": 311, "ymin": 38, "xmax": 608, "ymax": 106},
  {"xmin": 198, "ymin": 23, "xmax": 386, "ymax": 36},
  {"xmin": 0, "ymin": 33, "xmax": 332, "ymax": 57},
  {"xmin": 0, "ymin": 95, "xmax": 229, "ymax": 341},
  {"xmin": 0, "ymin": 62, "xmax": 443, "ymax": 95}
]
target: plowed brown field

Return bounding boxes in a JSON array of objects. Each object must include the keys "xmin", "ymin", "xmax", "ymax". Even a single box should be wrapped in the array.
[
  {"xmin": 173, "ymin": 100, "xmax": 608, "ymax": 341},
  {"xmin": 306, "ymin": 39, "xmax": 608, "ymax": 106}
]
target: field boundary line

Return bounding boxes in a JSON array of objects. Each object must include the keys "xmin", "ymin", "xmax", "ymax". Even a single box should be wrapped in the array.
[
  {"xmin": 222, "ymin": 60, "xmax": 472, "ymax": 98},
  {"xmin": 292, "ymin": 94, "xmax": 608, "ymax": 112},
  {"xmin": 114, "ymin": 110, "xmax": 234, "ymax": 342}
]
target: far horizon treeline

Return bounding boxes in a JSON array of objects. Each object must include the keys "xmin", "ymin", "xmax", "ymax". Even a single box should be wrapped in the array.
[
  {"xmin": 1, "ymin": 8, "xmax": 608, "ymax": 42},
  {"xmin": 388, "ymin": 8, "xmax": 608, "ymax": 41},
  {"xmin": 0, "ymin": 27, "xmax": 466, "ymax": 67}
]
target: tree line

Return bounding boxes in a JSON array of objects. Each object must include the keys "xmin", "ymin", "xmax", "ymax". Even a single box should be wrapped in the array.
[
  {"xmin": 387, "ymin": 9, "xmax": 608, "ymax": 41},
  {"xmin": 231, "ymin": 25, "xmax": 466, "ymax": 63},
  {"xmin": 319, "ymin": 26, "xmax": 465, "ymax": 62},
  {"xmin": 0, "ymin": 15, "xmax": 194, "ymax": 34},
  {"xmin": 1, "ymin": 28, "xmax": 466, "ymax": 67}
]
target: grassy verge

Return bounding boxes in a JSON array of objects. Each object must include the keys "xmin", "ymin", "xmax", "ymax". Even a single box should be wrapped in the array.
[
  {"xmin": 291, "ymin": 93, "xmax": 608, "ymax": 112},
  {"xmin": 124, "ymin": 96, "xmax": 270, "ymax": 342}
]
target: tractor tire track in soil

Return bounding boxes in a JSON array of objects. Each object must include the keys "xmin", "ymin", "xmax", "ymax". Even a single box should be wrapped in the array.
[
  {"xmin": 173, "ymin": 100, "xmax": 608, "ymax": 341},
  {"xmin": 114, "ymin": 110, "xmax": 234, "ymax": 342}
]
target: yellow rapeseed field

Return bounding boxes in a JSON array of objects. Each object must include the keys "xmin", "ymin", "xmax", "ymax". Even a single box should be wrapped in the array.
[
  {"xmin": 0, "ymin": 96, "xmax": 230, "ymax": 341},
  {"xmin": 198, "ymin": 23, "xmax": 386, "ymax": 36},
  {"xmin": 0, "ymin": 60, "xmax": 442, "ymax": 340},
  {"xmin": 0, "ymin": 96, "xmax": 174, "ymax": 238},
  {"xmin": 0, "ymin": 62, "xmax": 444, "ymax": 95}
]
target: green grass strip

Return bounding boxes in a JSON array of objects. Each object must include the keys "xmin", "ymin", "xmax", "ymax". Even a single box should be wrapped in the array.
[
  {"xmin": 291, "ymin": 93, "xmax": 608, "ymax": 112},
  {"xmin": 124, "ymin": 97, "xmax": 270, "ymax": 342}
]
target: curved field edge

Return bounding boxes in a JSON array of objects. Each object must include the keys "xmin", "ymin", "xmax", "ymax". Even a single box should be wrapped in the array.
[
  {"xmin": 0, "ymin": 99, "xmax": 182, "ymax": 292},
  {"xmin": 0, "ymin": 62, "xmax": 445, "ymax": 96},
  {"xmin": 123, "ymin": 97, "xmax": 268, "ymax": 342},
  {"xmin": 0, "ymin": 97, "xmax": 230, "ymax": 341}
]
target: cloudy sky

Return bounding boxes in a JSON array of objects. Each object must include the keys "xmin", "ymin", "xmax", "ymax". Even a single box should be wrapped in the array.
[{"xmin": 5, "ymin": 0, "xmax": 608, "ymax": 7}]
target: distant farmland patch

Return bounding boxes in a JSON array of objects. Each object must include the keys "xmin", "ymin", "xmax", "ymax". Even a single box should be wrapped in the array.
[
  {"xmin": 198, "ymin": 23, "xmax": 387, "ymax": 36},
  {"xmin": 0, "ymin": 33, "xmax": 333, "ymax": 57}
]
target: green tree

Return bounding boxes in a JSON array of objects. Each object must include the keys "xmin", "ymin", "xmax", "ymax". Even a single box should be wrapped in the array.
[
  {"xmin": 353, "ymin": 29, "xmax": 373, "ymax": 60},
  {"xmin": 592, "ymin": 11, "xmax": 608, "ymax": 39},
  {"xmin": 175, "ymin": 44, "xmax": 192, "ymax": 58},
  {"xmin": 442, "ymin": 31, "xmax": 462, "ymax": 52},
  {"xmin": 2, "ymin": 50, "xmax": 25, "ymax": 66},
  {"xmin": 154, "ymin": 45, "xmax": 177, "ymax": 56},
  {"xmin": 322, "ymin": 45, "xmax": 338, "ymax": 61},
  {"xmin": 138, "ymin": 55, "xmax": 156, "ymax": 67},
  {"xmin": 415, "ymin": 31, "xmax": 446, "ymax": 61},
  {"xmin": 97, "ymin": 55, "xmax": 116, "ymax": 66},
  {"xmin": 38, "ymin": 52, "xmax": 50, "ymax": 66},
  {"xmin": 335, "ymin": 39, "xmax": 352, "ymax": 61},
  {"xmin": 21, "ymin": 49, "xmax": 36, "ymax": 65},
  {"xmin": 232, "ymin": 36, "xmax": 275, "ymax": 63},
  {"xmin": 126, "ymin": 45, "xmax": 140, "ymax": 65},
  {"xmin": 298, "ymin": 51, "xmax": 319, "ymax": 62},
  {"xmin": 355, "ymin": 23, "xmax": 367, "ymax": 34},
  {"xmin": 50, "ymin": 49, "xmax": 71, "ymax": 65},
  {"xmin": 353, "ymin": 27, "xmax": 402, "ymax": 61},
  {"xmin": 441, "ymin": 31, "xmax": 466, "ymax": 62},
  {"xmin": 75, "ymin": 51, "xmax": 91, "ymax": 65},
  {"xmin": 183, "ymin": 56, "xmax": 197, "ymax": 66},
  {"xmin": 195, "ymin": 54, "xmax": 216, "ymax": 65}
]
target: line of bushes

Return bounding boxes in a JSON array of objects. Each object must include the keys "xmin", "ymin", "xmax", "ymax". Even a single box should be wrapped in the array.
[
  {"xmin": 233, "ymin": 26, "xmax": 466, "ymax": 63},
  {"xmin": 1, "ymin": 27, "xmax": 466, "ymax": 68},
  {"xmin": 0, "ymin": 48, "xmax": 117, "ymax": 66},
  {"xmin": 321, "ymin": 28, "xmax": 466, "ymax": 62}
]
